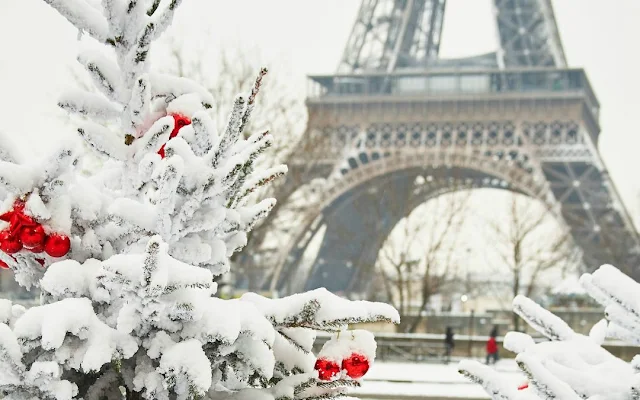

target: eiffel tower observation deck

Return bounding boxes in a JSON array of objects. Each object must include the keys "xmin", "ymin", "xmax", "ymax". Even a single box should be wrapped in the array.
[{"xmin": 252, "ymin": 0, "xmax": 640, "ymax": 296}]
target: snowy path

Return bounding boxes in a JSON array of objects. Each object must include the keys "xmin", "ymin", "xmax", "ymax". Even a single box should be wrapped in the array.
[{"xmin": 353, "ymin": 359, "xmax": 523, "ymax": 399}]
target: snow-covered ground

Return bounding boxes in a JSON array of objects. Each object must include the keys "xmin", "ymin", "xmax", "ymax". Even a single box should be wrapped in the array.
[{"xmin": 353, "ymin": 358, "xmax": 522, "ymax": 399}]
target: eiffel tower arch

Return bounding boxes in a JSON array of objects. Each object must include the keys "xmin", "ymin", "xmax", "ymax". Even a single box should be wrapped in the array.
[{"xmin": 248, "ymin": 0, "xmax": 640, "ymax": 296}]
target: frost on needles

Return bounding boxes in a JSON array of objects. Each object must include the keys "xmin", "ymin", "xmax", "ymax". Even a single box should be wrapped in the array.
[
  {"xmin": 459, "ymin": 264, "xmax": 640, "ymax": 400},
  {"xmin": 0, "ymin": 1, "xmax": 399, "ymax": 399}
]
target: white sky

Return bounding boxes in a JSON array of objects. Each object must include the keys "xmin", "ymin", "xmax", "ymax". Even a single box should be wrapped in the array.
[{"xmin": 1, "ymin": 0, "xmax": 640, "ymax": 220}]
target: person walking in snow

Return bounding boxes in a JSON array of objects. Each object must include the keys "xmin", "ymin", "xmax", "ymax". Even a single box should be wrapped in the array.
[
  {"xmin": 444, "ymin": 326, "xmax": 454, "ymax": 364},
  {"xmin": 486, "ymin": 326, "xmax": 499, "ymax": 365}
]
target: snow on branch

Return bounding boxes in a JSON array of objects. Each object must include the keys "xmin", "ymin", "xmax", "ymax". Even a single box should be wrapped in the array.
[
  {"xmin": 0, "ymin": 144, "xmax": 76, "ymax": 195},
  {"xmin": 0, "ymin": 300, "xmax": 25, "ymax": 329},
  {"xmin": 148, "ymin": 0, "xmax": 183, "ymax": 41},
  {"xmin": 238, "ymin": 67, "xmax": 268, "ymax": 134},
  {"xmin": 512, "ymin": 295, "xmax": 575, "ymax": 341},
  {"xmin": 44, "ymin": 0, "xmax": 110, "ymax": 43},
  {"xmin": 0, "ymin": 132, "xmax": 18, "ymax": 163},
  {"xmin": 149, "ymin": 72, "xmax": 215, "ymax": 107},
  {"xmin": 589, "ymin": 264, "xmax": 640, "ymax": 315},
  {"xmin": 460, "ymin": 264, "xmax": 640, "ymax": 399},
  {"xmin": 126, "ymin": 74, "xmax": 151, "ymax": 130},
  {"xmin": 77, "ymin": 120, "xmax": 128, "ymax": 160},
  {"xmin": 58, "ymin": 90, "xmax": 122, "ymax": 122},
  {"xmin": 14, "ymin": 297, "xmax": 137, "ymax": 371},
  {"xmin": 0, "ymin": 161, "xmax": 35, "ymax": 194},
  {"xmin": 240, "ymin": 288, "xmax": 400, "ymax": 331},
  {"xmin": 216, "ymin": 95, "xmax": 246, "ymax": 163},
  {"xmin": 458, "ymin": 360, "xmax": 526, "ymax": 400},
  {"xmin": 77, "ymin": 49, "xmax": 123, "ymax": 102},
  {"xmin": 516, "ymin": 353, "xmax": 583, "ymax": 399},
  {"xmin": 157, "ymin": 339, "xmax": 211, "ymax": 399}
]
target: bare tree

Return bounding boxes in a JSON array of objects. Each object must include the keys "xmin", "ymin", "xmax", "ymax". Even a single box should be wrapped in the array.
[
  {"xmin": 374, "ymin": 190, "xmax": 471, "ymax": 333},
  {"xmin": 481, "ymin": 193, "xmax": 582, "ymax": 331},
  {"xmin": 160, "ymin": 31, "xmax": 306, "ymax": 166}
]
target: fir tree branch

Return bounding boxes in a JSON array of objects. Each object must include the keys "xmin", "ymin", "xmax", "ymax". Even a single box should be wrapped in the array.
[
  {"xmin": 150, "ymin": 0, "xmax": 183, "ymax": 40},
  {"xmin": 43, "ymin": 0, "xmax": 110, "ymax": 43},
  {"xmin": 146, "ymin": 0, "xmax": 162, "ymax": 16}
]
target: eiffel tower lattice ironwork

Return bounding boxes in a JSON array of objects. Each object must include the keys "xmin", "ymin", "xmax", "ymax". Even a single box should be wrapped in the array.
[{"xmin": 240, "ymin": 0, "xmax": 640, "ymax": 296}]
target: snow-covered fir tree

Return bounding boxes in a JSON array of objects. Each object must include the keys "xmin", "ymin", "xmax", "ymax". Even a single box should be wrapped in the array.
[
  {"xmin": 0, "ymin": 1, "xmax": 399, "ymax": 399},
  {"xmin": 459, "ymin": 264, "xmax": 640, "ymax": 399}
]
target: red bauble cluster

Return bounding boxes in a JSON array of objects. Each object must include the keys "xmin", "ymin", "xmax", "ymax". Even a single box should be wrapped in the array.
[
  {"xmin": 0, "ymin": 200, "xmax": 71, "ymax": 264},
  {"xmin": 158, "ymin": 113, "xmax": 191, "ymax": 158},
  {"xmin": 314, "ymin": 353, "xmax": 371, "ymax": 381}
]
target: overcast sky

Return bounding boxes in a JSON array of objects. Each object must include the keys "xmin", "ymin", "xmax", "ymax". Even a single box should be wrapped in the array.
[{"xmin": 1, "ymin": 0, "xmax": 640, "ymax": 221}]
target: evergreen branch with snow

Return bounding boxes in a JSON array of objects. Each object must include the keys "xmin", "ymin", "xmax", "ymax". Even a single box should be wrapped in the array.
[{"xmin": 459, "ymin": 264, "xmax": 640, "ymax": 399}]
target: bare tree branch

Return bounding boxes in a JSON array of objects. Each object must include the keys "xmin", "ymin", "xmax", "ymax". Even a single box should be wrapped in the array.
[
  {"xmin": 373, "ymin": 186, "xmax": 471, "ymax": 332},
  {"xmin": 480, "ymin": 193, "xmax": 580, "ymax": 331}
]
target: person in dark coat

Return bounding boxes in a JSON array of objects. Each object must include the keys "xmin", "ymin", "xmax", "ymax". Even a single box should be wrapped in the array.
[
  {"xmin": 486, "ymin": 326, "xmax": 499, "ymax": 365},
  {"xmin": 444, "ymin": 326, "xmax": 454, "ymax": 364}
]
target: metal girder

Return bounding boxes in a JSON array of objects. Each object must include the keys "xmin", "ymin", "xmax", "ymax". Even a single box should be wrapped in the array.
[
  {"xmin": 338, "ymin": 0, "xmax": 566, "ymax": 71},
  {"xmin": 494, "ymin": 0, "xmax": 567, "ymax": 67},
  {"xmin": 540, "ymin": 161, "xmax": 640, "ymax": 273},
  {"xmin": 337, "ymin": 0, "xmax": 447, "ymax": 73}
]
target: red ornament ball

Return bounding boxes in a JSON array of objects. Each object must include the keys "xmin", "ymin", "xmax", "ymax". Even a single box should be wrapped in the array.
[
  {"xmin": 342, "ymin": 353, "xmax": 370, "ymax": 379},
  {"xmin": 20, "ymin": 225, "xmax": 46, "ymax": 248},
  {"xmin": 518, "ymin": 383, "xmax": 529, "ymax": 390},
  {"xmin": 0, "ymin": 231, "xmax": 22, "ymax": 254},
  {"xmin": 314, "ymin": 358, "xmax": 341, "ymax": 381},
  {"xmin": 44, "ymin": 234, "xmax": 70, "ymax": 258},
  {"xmin": 170, "ymin": 114, "xmax": 191, "ymax": 138},
  {"xmin": 158, "ymin": 114, "xmax": 192, "ymax": 158}
]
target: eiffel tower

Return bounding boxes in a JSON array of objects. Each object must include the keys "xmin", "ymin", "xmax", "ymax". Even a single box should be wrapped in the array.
[{"xmin": 246, "ymin": 0, "xmax": 640, "ymax": 296}]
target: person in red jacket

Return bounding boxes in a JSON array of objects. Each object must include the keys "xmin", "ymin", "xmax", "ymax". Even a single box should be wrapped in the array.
[{"xmin": 486, "ymin": 326, "xmax": 499, "ymax": 365}]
